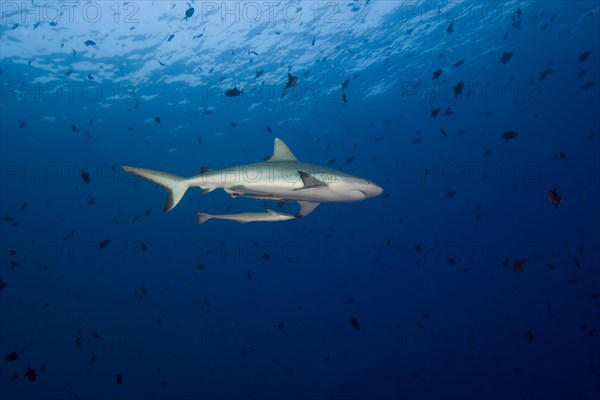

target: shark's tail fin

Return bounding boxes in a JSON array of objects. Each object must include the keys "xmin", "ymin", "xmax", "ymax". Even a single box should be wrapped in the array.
[
  {"xmin": 122, "ymin": 166, "xmax": 190, "ymax": 212},
  {"xmin": 196, "ymin": 212, "xmax": 212, "ymax": 224}
]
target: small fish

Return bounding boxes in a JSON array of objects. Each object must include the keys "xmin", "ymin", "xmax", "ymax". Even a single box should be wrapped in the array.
[
  {"xmin": 87, "ymin": 73, "xmax": 94, "ymax": 80},
  {"xmin": 231, "ymin": 121, "xmax": 238, "ymax": 128},
  {"xmin": 547, "ymin": 188, "xmax": 562, "ymax": 209},
  {"xmin": 98, "ymin": 239, "xmax": 110, "ymax": 249},
  {"xmin": 84, "ymin": 40, "xmax": 96, "ymax": 47},
  {"xmin": 453, "ymin": 60, "xmax": 464, "ymax": 68},
  {"xmin": 265, "ymin": 125, "xmax": 272, "ymax": 134},
  {"xmin": 256, "ymin": 70, "xmax": 264, "ymax": 78},
  {"xmin": 192, "ymin": 34, "xmax": 203, "ymax": 39},
  {"xmin": 513, "ymin": 259, "xmax": 525, "ymax": 273},
  {"xmin": 446, "ymin": 20, "xmax": 454, "ymax": 34},
  {"xmin": 248, "ymin": 50, "xmax": 259, "ymax": 56},
  {"xmin": 581, "ymin": 81, "xmax": 595, "ymax": 89},
  {"xmin": 577, "ymin": 69, "xmax": 586, "ymax": 79},
  {"xmin": 4, "ymin": 351, "xmax": 18, "ymax": 362},
  {"xmin": 577, "ymin": 50, "xmax": 591, "ymax": 63},
  {"xmin": 445, "ymin": 189, "xmax": 456, "ymax": 199},
  {"xmin": 342, "ymin": 93, "xmax": 348, "ymax": 104},
  {"xmin": 453, "ymin": 81, "xmax": 464, "ymax": 97},
  {"xmin": 18, "ymin": 119, "xmax": 25, "ymax": 129},
  {"xmin": 167, "ymin": 34, "xmax": 175, "ymax": 42},
  {"xmin": 342, "ymin": 79, "xmax": 349, "ymax": 89},
  {"xmin": 443, "ymin": 107, "xmax": 453, "ymax": 116},
  {"xmin": 224, "ymin": 87, "xmax": 243, "ymax": 97},
  {"xmin": 140, "ymin": 242, "xmax": 147, "ymax": 252},
  {"xmin": 116, "ymin": 373, "xmax": 123, "ymax": 385},
  {"xmin": 50, "ymin": 21, "xmax": 58, "ymax": 27},
  {"xmin": 185, "ymin": 3, "xmax": 194, "ymax": 19},
  {"xmin": 515, "ymin": 7, "xmax": 522, "ymax": 18},
  {"xmin": 158, "ymin": 60, "xmax": 166, "ymax": 67},
  {"xmin": 432, "ymin": 69, "xmax": 443, "ymax": 80},
  {"xmin": 348, "ymin": 315, "xmax": 361, "ymax": 331},
  {"xmin": 285, "ymin": 73, "xmax": 298, "ymax": 88},
  {"xmin": 502, "ymin": 130, "xmax": 518, "ymax": 141},
  {"xmin": 499, "ymin": 51, "xmax": 514, "ymax": 64},
  {"xmin": 447, "ymin": 257, "xmax": 457, "ymax": 265},
  {"xmin": 25, "ymin": 368, "xmax": 36, "ymax": 382},
  {"xmin": 523, "ymin": 330, "xmax": 536, "ymax": 342},
  {"xmin": 154, "ymin": 116, "xmax": 161, "ymax": 124},
  {"xmin": 311, "ymin": 37, "xmax": 315, "ymax": 46},
  {"xmin": 538, "ymin": 69, "xmax": 555, "ymax": 80},
  {"xmin": 430, "ymin": 108, "xmax": 441, "ymax": 118},
  {"xmin": 80, "ymin": 170, "xmax": 90, "ymax": 183}
]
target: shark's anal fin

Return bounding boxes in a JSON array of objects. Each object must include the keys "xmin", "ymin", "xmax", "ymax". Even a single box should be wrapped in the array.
[
  {"xmin": 294, "ymin": 171, "xmax": 327, "ymax": 190},
  {"xmin": 296, "ymin": 201, "xmax": 320, "ymax": 218},
  {"xmin": 268, "ymin": 138, "xmax": 298, "ymax": 162}
]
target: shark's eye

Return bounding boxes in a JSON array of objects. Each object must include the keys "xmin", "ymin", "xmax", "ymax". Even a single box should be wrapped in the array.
[{"xmin": 365, "ymin": 180, "xmax": 372, "ymax": 185}]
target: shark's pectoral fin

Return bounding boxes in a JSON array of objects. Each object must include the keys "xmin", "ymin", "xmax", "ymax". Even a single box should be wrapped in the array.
[
  {"xmin": 296, "ymin": 201, "xmax": 320, "ymax": 218},
  {"xmin": 294, "ymin": 171, "xmax": 327, "ymax": 190}
]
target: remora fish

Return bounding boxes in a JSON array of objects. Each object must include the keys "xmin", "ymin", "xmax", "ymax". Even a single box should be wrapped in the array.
[{"xmin": 197, "ymin": 209, "xmax": 295, "ymax": 224}]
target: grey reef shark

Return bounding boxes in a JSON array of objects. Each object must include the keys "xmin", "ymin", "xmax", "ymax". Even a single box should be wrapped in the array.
[{"xmin": 122, "ymin": 138, "xmax": 383, "ymax": 223}]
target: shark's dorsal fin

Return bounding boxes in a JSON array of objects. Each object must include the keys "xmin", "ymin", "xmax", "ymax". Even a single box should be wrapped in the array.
[{"xmin": 268, "ymin": 138, "xmax": 298, "ymax": 162}]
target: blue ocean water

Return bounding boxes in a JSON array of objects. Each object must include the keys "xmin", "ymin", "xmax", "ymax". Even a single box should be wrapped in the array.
[{"xmin": 0, "ymin": 1, "xmax": 599, "ymax": 399}]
